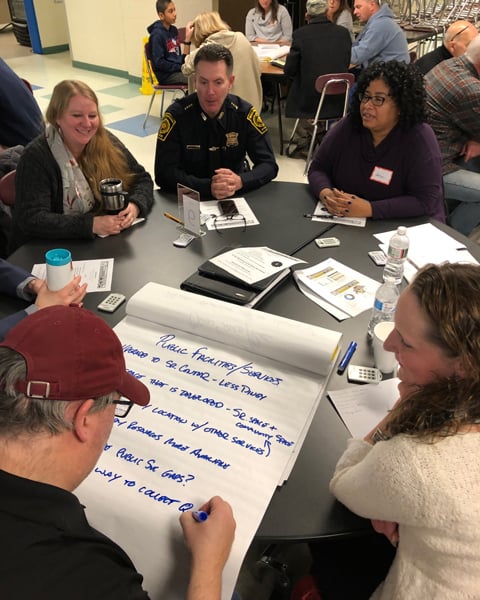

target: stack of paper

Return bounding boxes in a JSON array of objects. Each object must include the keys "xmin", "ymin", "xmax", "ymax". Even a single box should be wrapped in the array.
[
  {"xmin": 310, "ymin": 202, "xmax": 367, "ymax": 228},
  {"xmin": 374, "ymin": 223, "xmax": 478, "ymax": 282},
  {"xmin": 253, "ymin": 44, "xmax": 290, "ymax": 61},
  {"xmin": 294, "ymin": 257, "xmax": 380, "ymax": 320},
  {"xmin": 328, "ymin": 378, "xmax": 400, "ymax": 438}
]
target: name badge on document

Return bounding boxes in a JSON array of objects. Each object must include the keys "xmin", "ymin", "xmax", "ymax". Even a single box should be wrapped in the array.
[{"xmin": 370, "ymin": 166, "xmax": 393, "ymax": 186}]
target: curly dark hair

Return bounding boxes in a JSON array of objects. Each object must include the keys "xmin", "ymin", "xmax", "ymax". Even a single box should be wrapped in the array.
[
  {"xmin": 350, "ymin": 60, "xmax": 427, "ymax": 131},
  {"xmin": 386, "ymin": 263, "xmax": 480, "ymax": 441}
]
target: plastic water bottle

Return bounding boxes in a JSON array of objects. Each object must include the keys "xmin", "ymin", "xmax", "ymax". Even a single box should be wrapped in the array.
[
  {"xmin": 383, "ymin": 226, "xmax": 409, "ymax": 284},
  {"xmin": 367, "ymin": 277, "xmax": 399, "ymax": 339}
]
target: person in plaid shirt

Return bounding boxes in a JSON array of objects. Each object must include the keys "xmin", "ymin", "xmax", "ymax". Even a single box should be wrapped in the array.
[{"xmin": 426, "ymin": 35, "xmax": 480, "ymax": 236}]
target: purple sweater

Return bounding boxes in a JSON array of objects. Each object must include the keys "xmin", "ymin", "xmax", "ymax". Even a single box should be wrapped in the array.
[{"xmin": 308, "ymin": 116, "xmax": 445, "ymax": 222}]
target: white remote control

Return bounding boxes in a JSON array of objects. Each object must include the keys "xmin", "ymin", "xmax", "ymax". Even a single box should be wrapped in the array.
[
  {"xmin": 315, "ymin": 237, "xmax": 340, "ymax": 248},
  {"xmin": 368, "ymin": 250, "xmax": 387, "ymax": 266},
  {"xmin": 173, "ymin": 232, "xmax": 196, "ymax": 248},
  {"xmin": 347, "ymin": 365, "xmax": 382, "ymax": 384},
  {"xmin": 97, "ymin": 293, "xmax": 126, "ymax": 313}
]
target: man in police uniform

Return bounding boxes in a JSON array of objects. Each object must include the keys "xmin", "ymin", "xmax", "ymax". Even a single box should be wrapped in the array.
[{"xmin": 154, "ymin": 43, "xmax": 278, "ymax": 199}]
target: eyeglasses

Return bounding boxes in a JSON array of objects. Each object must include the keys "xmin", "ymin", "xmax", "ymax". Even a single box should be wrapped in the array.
[
  {"xmin": 449, "ymin": 24, "xmax": 469, "ymax": 42},
  {"xmin": 113, "ymin": 398, "xmax": 134, "ymax": 418},
  {"xmin": 213, "ymin": 213, "xmax": 247, "ymax": 233},
  {"xmin": 358, "ymin": 92, "xmax": 392, "ymax": 107}
]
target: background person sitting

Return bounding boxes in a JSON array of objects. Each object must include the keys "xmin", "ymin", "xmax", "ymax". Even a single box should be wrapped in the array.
[
  {"xmin": 351, "ymin": 0, "xmax": 409, "ymax": 69},
  {"xmin": 284, "ymin": 0, "xmax": 352, "ymax": 154},
  {"xmin": 155, "ymin": 44, "xmax": 278, "ymax": 200},
  {"xmin": 0, "ymin": 58, "xmax": 43, "ymax": 149},
  {"xmin": 308, "ymin": 61, "xmax": 445, "ymax": 221},
  {"xmin": 326, "ymin": 0, "xmax": 354, "ymax": 40},
  {"xmin": 415, "ymin": 20, "xmax": 478, "ymax": 75},
  {"xmin": 11, "ymin": 80, "xmax": 153, "ymax": 251},
  {"xmin": 245, "ymin": 0, "xmax": 293, "ymax": 44},
  {"xmin": 181, "ymin": 11, "xmax": 262, "ymax": 113},
  {"xmin": 147, "ymin": 0, "xmax": 193, "ymax": 85},
  {"xmin": 425, "ymin": 35, "xmax": 480, "ymax": 237}
]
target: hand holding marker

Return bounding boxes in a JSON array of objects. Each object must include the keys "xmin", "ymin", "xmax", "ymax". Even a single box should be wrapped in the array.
[{"xmin": 192, "ymin": 510, "xmax": 209, "ymax": 522}]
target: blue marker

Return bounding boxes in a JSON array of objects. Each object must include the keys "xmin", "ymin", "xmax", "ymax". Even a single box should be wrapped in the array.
[
  {"xmin": 192, "ymin": 510, "xmax": 209, "ymax": 523},
  {"xmin": 337, "ymin": 341, "xmax": 357, "ymax": 375}
]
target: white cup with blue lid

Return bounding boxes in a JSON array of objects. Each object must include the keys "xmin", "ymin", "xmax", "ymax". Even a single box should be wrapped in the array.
[{"xmin": 45, "ymin": 248, "xmax": 73, "ymax": 291}]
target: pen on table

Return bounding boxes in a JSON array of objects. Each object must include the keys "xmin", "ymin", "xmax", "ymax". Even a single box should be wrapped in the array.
[
  {"xmin": 192, "ymin": 510, "xmax": 209, "ymax": 523},
  {"xmin": 303, "ymin": 213, "xmax": 335, "ymax": 219},
  {"xmin": 164, "ymin": 212, "xmax": 184, "ymax": 226},
  {"xmin": 337, "ymin": 341, "xmax": 357, "ymax": 375}
]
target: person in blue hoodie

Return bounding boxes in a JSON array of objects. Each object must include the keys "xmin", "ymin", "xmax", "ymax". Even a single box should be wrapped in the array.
[
  {"xmin": 147, "ymin": 0, "xmax": 193, "ymax": 84},
  {"xmin": 351, "ymin": 0, "xmax": 409, "ymax": 69},
  {"xmin": 0, "ymin": 59, "xmax": 43, "ymax": 149}
]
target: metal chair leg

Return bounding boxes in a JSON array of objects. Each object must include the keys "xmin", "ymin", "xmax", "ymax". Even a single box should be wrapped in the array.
[
  {"xmin": 143, "ymin": 92, "xmax": 157, "ymax": 129},
  {"xmin": 160, "ymin": 91, "xmax": 166, "ymax": 119},
  {"xmin": 286, "ymin": 118, "xmax": 300, "ymax": 157},
  {"xmin": 303, "ymin": 121, "xmax": 319, "ymax": 176}
]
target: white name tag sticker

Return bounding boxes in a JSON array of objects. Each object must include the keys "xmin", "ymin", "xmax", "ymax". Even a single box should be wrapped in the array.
[{"xmin": 370, "ymin": 166, "xmax": 393, "ymax": 185}]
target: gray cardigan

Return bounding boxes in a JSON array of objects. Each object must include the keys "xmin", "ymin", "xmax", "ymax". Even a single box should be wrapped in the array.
[{"xmin": 11, "ymin": 131, "xmax": 153, "ymax": 251}]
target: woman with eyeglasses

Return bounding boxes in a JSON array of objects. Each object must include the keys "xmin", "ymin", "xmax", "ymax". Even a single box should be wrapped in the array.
[{"xmin": 308, "ymin": 61, "xmax": 445, "ymax": 221}]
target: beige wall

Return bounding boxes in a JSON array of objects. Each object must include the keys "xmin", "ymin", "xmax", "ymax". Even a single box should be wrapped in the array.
[
  {"xmin": 0, "ymin": 0, "xmax": 9, "ymax": 24},
  {"xmin": 64, "ymin": 0, "xmax": 212, "ymax": 79},
  {"xmin": 33, "ymin": 0, "xmax": 69, "ymax": 50}
]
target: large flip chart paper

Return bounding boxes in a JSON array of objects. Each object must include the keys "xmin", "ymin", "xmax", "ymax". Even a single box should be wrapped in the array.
[{"xmin": 76, "ymin": 283, "xmax": 342, "ymax": 600}]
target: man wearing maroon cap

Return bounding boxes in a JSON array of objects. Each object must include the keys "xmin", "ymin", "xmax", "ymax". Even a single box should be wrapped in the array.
[{"xmin": 0, "ymin": 305, "xmax": 235, "ymax": 600}]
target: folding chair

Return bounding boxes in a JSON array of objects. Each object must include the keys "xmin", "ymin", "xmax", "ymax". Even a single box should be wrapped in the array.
[
  {"xmin": 142, "ymin": 37, "xmax": 188, "ymax": 129},
  {"xmin": 286, "ymin": 73, "xmax": 354, "ymax": 175}
]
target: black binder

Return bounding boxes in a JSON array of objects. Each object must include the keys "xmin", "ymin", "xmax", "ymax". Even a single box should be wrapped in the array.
[{"xmin": 181, "ymin": 251, "xmax": 291, "ymax": 307}]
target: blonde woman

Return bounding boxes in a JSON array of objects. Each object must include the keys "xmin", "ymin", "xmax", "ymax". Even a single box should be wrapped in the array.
[
  {"xmin": 182, "ymin": 11, "xmax": 262, "ymax": 112},
  {"xmin": 12, "ymin": 80, "xmax": 153, "ymax": 250}
]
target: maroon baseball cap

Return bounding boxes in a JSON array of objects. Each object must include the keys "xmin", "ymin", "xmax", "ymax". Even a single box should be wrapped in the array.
[{"xmin": 0, "ymin": 305, "xmax": 150, "ymax": 406}]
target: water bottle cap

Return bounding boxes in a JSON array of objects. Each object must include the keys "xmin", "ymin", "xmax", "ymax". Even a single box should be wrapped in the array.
[
  {"xmin": 45, "ymin": 248, "xmax": 72, "ymax": 267},
  {"xmin": 397, "ymin": 226, "xmax": 407, "ymax": 235},
  {"xmin": 384, "ymin": 276, "xmax": 397, "ymax": 284}
]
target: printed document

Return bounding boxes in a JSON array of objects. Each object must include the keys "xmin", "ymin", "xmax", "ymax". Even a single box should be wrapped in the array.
[
  {"xmin": 210, "ymin": 246, "xmax": 305, "ymax": 285},
  {"xmin": 294, "ymin": 258, "xmax": 380, "ymax": 318}
]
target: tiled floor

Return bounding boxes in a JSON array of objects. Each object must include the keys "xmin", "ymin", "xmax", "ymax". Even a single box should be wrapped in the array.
[
  {"xmin": 0, "ymin": 29, "xmax": 312, "ymax": 599},
  {"xmin": 0, "ymin": 28, "xmax": 306, "ymax": 189}
]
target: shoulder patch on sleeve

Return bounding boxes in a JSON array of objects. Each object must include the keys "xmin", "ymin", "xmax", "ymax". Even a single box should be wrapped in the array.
[
  {"xmin": 158, "ymin": 112, "xmax": 176, "ymax": 142},
  {"xmin": 246, "ymin": 107, "xmax": 267, "ymax": 135}
]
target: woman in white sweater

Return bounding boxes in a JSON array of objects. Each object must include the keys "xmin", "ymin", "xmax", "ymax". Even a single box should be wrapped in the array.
[
  {"xmin": 330, "ymin": 262, "xmax": 480, "ymax": 599},
  {"xmin": 182, "ymin": 11, "xmax": 262, "ymax": 112}
]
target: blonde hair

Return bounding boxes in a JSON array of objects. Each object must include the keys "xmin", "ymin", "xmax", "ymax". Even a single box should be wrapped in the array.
[
  {"xmin": 192, "ymin": 11, "xmax": 230, "ymax": 47},
  {"xmin": 46, "ymin": 80, "xmax": 135, "ymax": 203}
]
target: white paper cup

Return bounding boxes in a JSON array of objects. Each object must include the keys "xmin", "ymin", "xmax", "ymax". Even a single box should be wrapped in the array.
[
  {"xmin": 373, "ymin": 321, "xmax": 396, "ymax": 374},
  {"xmin": 45, "ymin": 248, "xmax": 73, "ymax": 291}
]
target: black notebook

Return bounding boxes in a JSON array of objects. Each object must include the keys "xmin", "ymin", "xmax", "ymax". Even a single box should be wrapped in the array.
[{"xmin": 181, "ymin": 251, "xmax": 291, "ymax": 307}]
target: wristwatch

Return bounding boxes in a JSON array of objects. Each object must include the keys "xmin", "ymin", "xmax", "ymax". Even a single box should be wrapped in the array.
[{"xmin": 372, "ymin": 428, "xmax": 391, "ymax": 444}]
